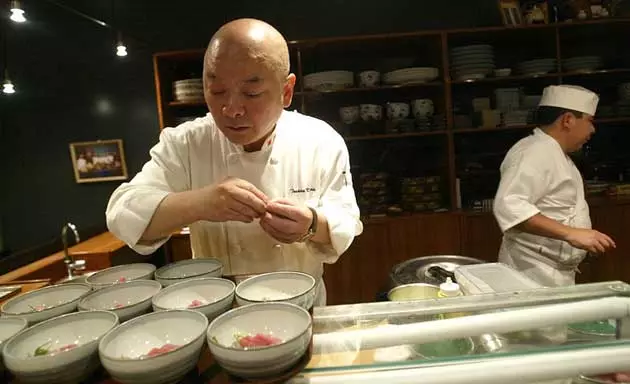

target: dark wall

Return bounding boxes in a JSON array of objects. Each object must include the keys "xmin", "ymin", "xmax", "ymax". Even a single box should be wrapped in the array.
[{"xmin": 0, "ymin": 0, "xmax": 502, "ymax": 271}]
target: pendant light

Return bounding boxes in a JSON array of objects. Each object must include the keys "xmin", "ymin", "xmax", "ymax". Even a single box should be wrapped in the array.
[{"xmin": 9, "ymin": 0, "xmax": 26, "ymax": 23}]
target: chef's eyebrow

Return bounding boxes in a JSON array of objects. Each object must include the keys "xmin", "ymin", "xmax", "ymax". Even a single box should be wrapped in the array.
[{"xmin": 205, "ymin": 74, "xmax": 263, "ymax": 84}]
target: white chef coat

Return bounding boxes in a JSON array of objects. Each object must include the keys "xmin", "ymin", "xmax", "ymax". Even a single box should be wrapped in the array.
[
  {"xmin": 106, "ymin": 110, "xmax": 363, "ymax": 304},
  {"xmin": 493, "ymin": 128, "xmax": 591, "ymax": 287}
]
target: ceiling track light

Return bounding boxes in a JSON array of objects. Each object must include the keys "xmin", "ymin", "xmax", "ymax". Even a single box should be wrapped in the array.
[
  {"xmin": 3, "ymin": 70, "xmax": 15, "ymax": 94},
  {"xmin": 116, "ymin": 31, "xmax": 127, "ymax": 57},
  {"xmin": 9, "ymin": 0, "xmax": 27, "ymax": 23}
]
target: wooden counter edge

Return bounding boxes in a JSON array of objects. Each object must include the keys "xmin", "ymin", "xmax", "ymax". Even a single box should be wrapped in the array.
[{"xmin": 0, "ymin": 232, "xmax": 126, "ymax": 284}]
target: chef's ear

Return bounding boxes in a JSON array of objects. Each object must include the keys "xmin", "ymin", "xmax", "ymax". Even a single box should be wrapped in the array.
[
  {"xmin": 559, "ymin": 111, "xmax": 577, "ymax": 129},
  {"xmin": 283, "ymin": 74, "xmax": 296, "ymax": 108}
]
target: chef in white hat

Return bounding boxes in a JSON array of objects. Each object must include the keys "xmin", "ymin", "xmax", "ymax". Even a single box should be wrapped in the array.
[{"xmin": 493, "ymin": 84, "xmax": 616, "ymax": 287}]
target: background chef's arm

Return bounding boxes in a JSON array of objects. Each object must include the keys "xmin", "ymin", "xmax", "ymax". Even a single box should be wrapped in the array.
[
  {"xmin": 513, "ymin": 213, "xmax": 573, "ymax": 240},
  {"xmin": 106, "ymin": 128, "xmax": 192, "ymax": 255},
  {"xmin": 306, "ymin": 137, "xmax": 363, "ymax": 263}
]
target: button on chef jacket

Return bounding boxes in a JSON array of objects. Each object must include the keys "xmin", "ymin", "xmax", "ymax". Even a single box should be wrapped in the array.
[
  {"xmin": 493, "ymin": 128, "xmax": 591, "ymax": 287},
  {"xmin": 106, "ymin": 110, "xmax": 363, "ymax": 280}
]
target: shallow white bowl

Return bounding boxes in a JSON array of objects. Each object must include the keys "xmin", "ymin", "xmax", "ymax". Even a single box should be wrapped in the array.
[
  {"xmin": 207, "ymin": 302, "xmax": 312, "ymax": 379},
  {"xmin": 0, "ymin": 317, "xmax": 28, "ymax": 371},
  {"xmin": 154, "ymin": 258, "xmax": 223, "ymax": 287},
  {"xmin": 99, "ymin": 309, "xmax": 208, "ymax": 384},
  {"xmin": 152, "ymin": 277, "xmax": 234, "ymax": 321},
  {"xmin": 79, "ymin": 280, "xmax": 162, "ymax": 322},
  {"xmin": 86, "ymin": 263, "xmax": 156, "ymax": 290},
  {"xmin": 2, "ymin": 310, "xmax": 119, "ymax": 383},
  {"xmin": 235, "ymin": 271, "xmax": 316, "ymax": 310},
  {"xmin": 0, "ymin": 283, "xmax": 91, "ymax": 325}
]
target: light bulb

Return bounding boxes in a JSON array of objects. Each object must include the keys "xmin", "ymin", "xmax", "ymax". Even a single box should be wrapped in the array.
[
  {"xmin": 3, "ymin": 80, "xmax": 16, "ymax": 94},
  {"xmin": 116, "ymin": 44, "xmax": 127, "ymax": 57},
  {"xmin": 10, "ymin": 1, "xmax": 26, "ymax": 23}
]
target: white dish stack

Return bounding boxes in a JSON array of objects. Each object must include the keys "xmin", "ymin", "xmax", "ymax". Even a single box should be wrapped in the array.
[
  {"xmin": 517, "ymin": 58, "xmax": 556, "ymax": 75},
  {"xmin": 303, "ymin": 71, "xmax": 354, "ymax": 91},
  {"xmin": 173, "ymin": 78, "xmax": 204, "ymax": 102},
  {"xmin": 383, "ymin": 67, "xmax": 439, "ymax": 85},
  {"xmin": 450, "ymin": 44, "xmax": 495, "ymax": 81},
  {"xmin": 562, "ymin": 56, "xmax": 603, "ymax": 72}
]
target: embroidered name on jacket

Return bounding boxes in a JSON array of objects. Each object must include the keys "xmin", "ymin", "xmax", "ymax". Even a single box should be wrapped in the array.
[{"xmin": 290, "ymin": 187, "xmax": 316, "ymax": 193}]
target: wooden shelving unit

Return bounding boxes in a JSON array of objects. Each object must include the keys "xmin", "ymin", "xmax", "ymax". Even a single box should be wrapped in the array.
[{"xmin": 152, "ymin": 17, "xmax": 630, "ymax": 215}]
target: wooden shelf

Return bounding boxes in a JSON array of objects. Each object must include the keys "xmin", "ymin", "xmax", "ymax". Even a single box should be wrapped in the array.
[
  {"xmin": 168, "ymin": 100, "xmax": 206, "ymax": 107},
  {"xmin": 453, "ymin": 118, "xmax": 630, "ymax": 134},
  {"xmin": 451, "ymin": 73, "xmax": 559, "ymax": 85},
  {"xmin": 561, "ymin": 68, "xmax": 630, "ymax": 78},
  {"xmin": 344, "ymin": 130, "xmax": 446, "ymax": 141},
  {"xmin": 296, "ymin": 82, "xmax": 443, "ymax": 96}
]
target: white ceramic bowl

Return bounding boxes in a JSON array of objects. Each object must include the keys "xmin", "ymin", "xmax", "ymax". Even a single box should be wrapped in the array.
[
  {"xmin": 154, "ymin": 258, "xmax": 223, "ymax": 287},
  {"xmin": 0, "ymin": 317, "xmax": 28, "ymax": 371},
  {"xmin": 152, "ymin": 277, "xmax": 234, "ymax": 321},
  {"xmin": 86, "ymin": 263, "xmax": 156, "ymax": 290},
  {"xmin": 2, "ymin": 311, "xmax": 119, "ymax": 383},
  {"xmin": 235, "ymin": 271, "xmax": 316, "ymax": 310},
  {"xmin": 99, "ymin": 310, "xmax": 208, "ymax": 384},
  {"xmin": 0, "ymin": 283, "xmax": 91, "ymax": 325},
  {"xmin": 78, "ymin": 280, "xmax": 162, "ymax": 322},
  {"xmin": 207, "ymin": 302, "xmax": 312, "ymax": 379}
]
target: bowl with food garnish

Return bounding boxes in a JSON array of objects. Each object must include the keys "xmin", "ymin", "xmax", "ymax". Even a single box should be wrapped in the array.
[
  {"xmin": 0, "ymin": 283, "xmax": 92, "ymax": 325},
  {"xmin": 98, "ymin": 309, "xmax": 208, "ymax": 384},
  {"xmin": 86, "ymin": 263, "xmax": 156, "ymax": 290},
  {"xmin": 152, "ymin": 277, "xmax": 234, "ymax": 320},
  {"xmin": 2, "ymin": 310, "xmax": 118, "ymax": 383},
  {"xmin": 78, "ymin": 280, "xmax": 162, "ymax": 322},
  {"xmin": 206, "ymin": 302, "xmax": 312, "ymax": 379},
  {"xmin": 234, "ymin": 271, "xmax": 316, "ymax": 310},
  {"xmin": 154, "ymin": 258, "xmax": 223, "ymax": 287},
  {"xmin": 0, "ymin": 317, "xmax": 28, "ymax": 372}
]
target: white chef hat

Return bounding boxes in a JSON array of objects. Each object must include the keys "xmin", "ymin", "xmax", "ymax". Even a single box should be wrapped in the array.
[{"xmin": 538, "ymin": 85, "xmax": 599, "ymax": 115}]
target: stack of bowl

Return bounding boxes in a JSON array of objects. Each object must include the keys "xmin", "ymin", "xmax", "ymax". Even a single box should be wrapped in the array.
[{"xmin": 173, "ymin": 78, "xmax": 203, "ymax": 103}]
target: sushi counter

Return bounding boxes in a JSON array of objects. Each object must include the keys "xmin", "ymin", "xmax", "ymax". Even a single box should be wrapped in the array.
[{"xmin": 2, "ymin": 260, "xmax": 630, "ymax": 384}]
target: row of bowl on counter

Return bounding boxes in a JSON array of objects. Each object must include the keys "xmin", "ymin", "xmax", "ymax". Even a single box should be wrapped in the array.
[
  {"xmin": 339, "ymin": 98, "xmax": 436, "ymax": 124},
  {"xmin": 0, "ymin": 259, "xmax": 318, "ymax": 383}
]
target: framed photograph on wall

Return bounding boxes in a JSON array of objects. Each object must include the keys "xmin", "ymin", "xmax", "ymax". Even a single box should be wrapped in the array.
[{"xmin": 69, "ymin": 139, "xmax": 129, "ymax": 183}]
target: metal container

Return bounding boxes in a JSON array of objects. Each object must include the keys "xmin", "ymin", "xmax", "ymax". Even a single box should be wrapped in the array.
[
  {"xmin": 389, "ymin": 255, "xmax": 485, "ymax": 287},
  {"xmin": 387, "ymin": 283, "xmax": 440, "ymax": 301}
]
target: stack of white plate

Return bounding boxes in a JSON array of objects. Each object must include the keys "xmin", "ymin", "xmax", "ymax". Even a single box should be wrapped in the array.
[
  {"xmin": 173, "ymin": 78, "xmax": 204, "ymax": 102},
  {"xmin": 517, "ymin": 59, "xmax": 556, "ymax": 75},
  {"xmin": 562, "ymin": 56, "xmax": 603, "ymax": 72},
  {"xmin": 383, "ymin": 67, "xmax": 439, "ymax": 85},
  {"xmin": 503, "ymin": 110, "xmax": 531, "ymax": 127},
  {"xmin": 303, "ymin": 71, "xmax": 354, "ymax": 91},
  {"xmin": 450, "ymin": 45, "xmax": 495, "ymax": 81}
]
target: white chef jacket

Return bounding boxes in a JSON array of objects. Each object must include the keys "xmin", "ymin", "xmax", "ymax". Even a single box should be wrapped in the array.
[
  {"xmin": 106, "ymin": 110, "xmax": 363, "ymax": 284},
  {"xmin": 493, "ymin": 128, "xmax": 591, "ymax": 287}
]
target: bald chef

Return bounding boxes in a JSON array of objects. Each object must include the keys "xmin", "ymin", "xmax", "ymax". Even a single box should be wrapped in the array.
[
  {"xmin": 105, "ymin": 19, "xmax": 363, "ymax": 306},
  {"xmin": 493, "ymin": 85, "xmax": 616, "ymax": 287}
]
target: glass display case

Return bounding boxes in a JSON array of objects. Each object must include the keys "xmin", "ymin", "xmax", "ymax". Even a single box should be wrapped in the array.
[{"xmin": 291, "ymin": 281, "xmax": 630, "ymax": 384}]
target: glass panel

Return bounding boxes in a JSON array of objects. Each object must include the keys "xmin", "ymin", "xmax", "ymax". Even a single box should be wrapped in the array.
[{"xmin": 304, "ymin": 281, "xmax": 630, "ymax": 376}]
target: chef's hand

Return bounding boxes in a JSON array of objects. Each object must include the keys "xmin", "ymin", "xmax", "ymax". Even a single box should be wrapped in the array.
[
  {"xmin": 198, "ymin": 177, "xmax": 269, "ymax": 223},
  {"xmin": 259, "ymin": 199, "xmax": 312, "ymax": 244},
  {"xmin": 565, "ymin": 228, "xmax": 616, "ymax": 254}
]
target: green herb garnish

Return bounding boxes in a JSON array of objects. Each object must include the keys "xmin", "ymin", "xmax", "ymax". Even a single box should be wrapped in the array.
[{"xmin": 33, "ymin": 341, "xmax": 52, "ymax": 356}]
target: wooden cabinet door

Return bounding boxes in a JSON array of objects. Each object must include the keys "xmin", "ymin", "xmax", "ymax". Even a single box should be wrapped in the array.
[
  {"xmin": 461, "ymin": 213, "xmax": 502, "ymax": 262},
  {"xmin": 323, "ymin": 221, "xmax": 390, "ymax": 305},
  {"xmin": 580, "ymin": 204, "xmax": 630, "ymax": 284}
]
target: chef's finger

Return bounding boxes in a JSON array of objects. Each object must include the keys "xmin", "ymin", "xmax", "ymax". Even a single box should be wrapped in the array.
[
  {"xmin": 225, "ymin": 208, "xmax": 253, "ymax": 223},
  {"xmin": 259, "ymin": 219, "xmax": 292, "ymax": 243},
  {"xmin": 592, "ymin": 241, "xmax": 606, "ymax": 254},
  {"xmin": 228, "ymin": 199, "xmax": 260, "ymax": 220},
  {"xmin": 231, "ymin": 188, "xmax": 267, "ymax": 215},
  {"xmin": 270, "ymin": 198, "xmax": 296, "ymax": 206},
  {"xmin": 265, "ymin": 202, "xmax": 302, "ymax": 222},
  {"xmin": 262, "ymin": 212, "xmax": 301, "ymax": 235},
  {"xmin": 600, "ymin": 233, "xmax": 616, "ymax": 248},
  {"xmin": 595, "ymin": 234, "xmax": 615, "ymax": 251},
  {"xmin": 235, "ymin": 180, "xmax": 270, "ymax": 203}
]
